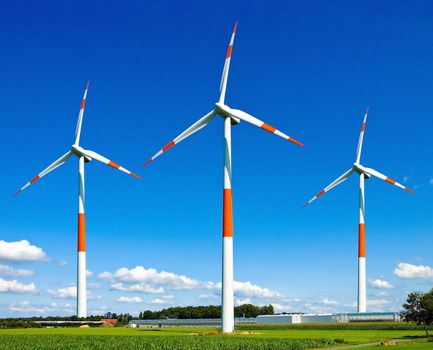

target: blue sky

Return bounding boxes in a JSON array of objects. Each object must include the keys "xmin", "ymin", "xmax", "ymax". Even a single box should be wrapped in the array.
[{"xmin": 1, "ymin": 0, "xmax": 433, "ymax": 316}]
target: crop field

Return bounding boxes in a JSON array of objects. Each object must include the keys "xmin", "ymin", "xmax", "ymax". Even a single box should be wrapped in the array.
[{"xmin": 0, "ymin": 323, "xmax": 430, "ymax": 350}]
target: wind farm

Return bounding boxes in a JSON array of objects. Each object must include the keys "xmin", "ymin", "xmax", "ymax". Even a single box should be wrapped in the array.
[{"xmin": 1, "ymin": 1, "xmax": 432, "ymax": 349}]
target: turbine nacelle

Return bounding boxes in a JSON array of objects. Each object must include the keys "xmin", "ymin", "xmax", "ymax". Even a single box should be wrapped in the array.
[
  {"xmin": 214, "ymin": 103, "xmax": 241, "ymax": 125},
  {"xmin": 71, "ymin": 145, "xmax": 92, "ymax": 162},
  {"xmin": 353, "ymin": 163, "xmax": 372, "ymax": 179}
]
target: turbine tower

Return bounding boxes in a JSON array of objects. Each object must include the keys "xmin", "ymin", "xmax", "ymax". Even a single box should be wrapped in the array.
[
  {"xmin": 15, "ymin": 83, "xmax": 141, "ymax": 317},
  {"xmin": 303, "ymin": 108, "xmax": 413, "ymax": 313},
  {"xmin": 142, "ymin": 23, "xmax": 303, "ymax": 332}
]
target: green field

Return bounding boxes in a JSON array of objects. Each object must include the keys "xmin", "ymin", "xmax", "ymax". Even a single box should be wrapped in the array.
[{"xmin": 0, "ymin": 324, "xmax": 430, "ymax": 350}]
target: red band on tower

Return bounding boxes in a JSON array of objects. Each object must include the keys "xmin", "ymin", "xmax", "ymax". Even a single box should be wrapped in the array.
[
  {"xmin": 223, "ymin": 189, "xmax": 233, "ymax": 237},
  {"xmin": 358, "ymin": 223, "xmax": 366, "ymax": 257},
  {"xmin": 78, "ymin": 213, "xmax": 86, "ymax": 252}
]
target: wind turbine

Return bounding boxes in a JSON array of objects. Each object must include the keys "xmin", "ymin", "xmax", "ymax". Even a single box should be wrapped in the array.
[
  {"xmin": 15, "ymin": 83, "xmax": 141, "ymax": 318},
  {"xmin": 303, "ymin": 108, "xmax": 413, "ymax": 313},
  {"xmin": 142, "ymin": 23, "xmax": 303, "ymax": 332}
]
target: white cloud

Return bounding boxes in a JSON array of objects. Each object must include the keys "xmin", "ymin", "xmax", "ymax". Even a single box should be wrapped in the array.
[
  {"xmin": 48, "ymin": 285, "xmax": 100, "ymax": 300},
  {"xmin": 234, "ymin": 281, "xmax": 283, "ymax": 299},
  {"xmin": 98, "ymin": 271, "xmax": 111, "ymax": 280},
  {"xmin": 0, "ymin": 278, "xmax": 36, "ymax": 293},
  {"xmin": 430, "ymin": 179, "xmax": 433, "ymax": 185},
  {"xmin": 370, "ymin": 278, "xmax": 394, "ymax": 289},
  {"xmin": 86, "ymin": 270, "xmax": 93, "ymax": 277},
  {"xmin": 198, "ymin": 294, "xmax": 218, "ymax": 301},
  {"xmin": 321, "ymin": 297, "xmax": 338, "ymax": 305},
  {"xmin": 48, "ymin": 286, "xmax": 76, "ymax": 299},
  {"xmin": 235, "ymin": 298, "xmax": 252, "ymax": 306},
  {"xmin": 271, "ymin": 303, "xmax": 289, "ymax": 313},
  {"xmin": 99, "ymin": 266, "xmax": 200, "ymax": 290},
  {"xmin": 403, "ymin": 176, "xmax": 409, "ymax": 183},
  {"xmin": 9, "ymin": 301, "xmax": 73, "ymax": 315},
  {"xmin": 100, "ymin": 266, "xmax": 285, "ymax": 306},
  {"xmin": 149, "ymin": 295, "xmax": 174, "ymax": 305},
  {"xmin": 394, "ymin": 262, "xmax": 433, "ymax": 279},
  {"xmin": 367, "ymin": 298, "xmax": 390, "ymax": 306},
  {"xmin": 0, "ymin": 240, "xmax": 46, "ymax": 262},
  {"xmin": 206, "ymin": 281, "xmax": 283, "ymax": 300},
  {"xmin": 0, "ymin": 264, "xmax": 34, "ymax": 277},
  {"xmin": 110, "ymin": 282, "xmax": 164, "ymax": 294},
  {"xmin": 303, "ymin": 303, "xmax": 333, "ymax": 313},
  {"xmin": 58, "ymin": 260, "xmax": 67, "ymax": 266},
  {"xmin": 117, "ymin": 296, "xmax": 143, "ymax": 303}
]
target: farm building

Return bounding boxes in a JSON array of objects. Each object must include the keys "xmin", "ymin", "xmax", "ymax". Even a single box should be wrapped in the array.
[
  {"xmin": 129, "ymin": 312, "xmax": 401, "ymax": 328},
  {"xmin": 256, "ymin": 313, "xmax": 348, "ymax": 324}
]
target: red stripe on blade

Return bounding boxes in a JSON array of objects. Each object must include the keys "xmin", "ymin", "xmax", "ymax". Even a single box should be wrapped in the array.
[
  {"xmin": 162, "ymin": 141, "xmax": 175, "ymax": 152},
  {"xmin": 261, "ymin": 123, "xmax": 276, "ymax": 133},
  {"xmin": 142, "ymin": 159, "xmax": 152, "ymax": 167},
  {"xmin": 316, "ymin": 190, "xmax": 325, "ymax": 198},
  {"xmin": 30, "ymin": 175, "xmax": 40, "ymax": 184},
  {"xmin": 385, "ymin": 178, "xmax": 396, "ymax": 184},
  {"xmin": 289, "ymin": 137, "xmax": 304, "ymax": 147},
  {"xmin": 226, "ymin": 45, "xmax": 233, "ymax": 58},
  {"xmin": 131, "ymin": 172, "xmax": 142, "ymax": 180},
  {"xmin": 108, "ymin": 161, "xmax": 120, "ymax": 169},
  {"xmin": 80, "ymin": 99, "xmax": 86, "ymax": 109}
]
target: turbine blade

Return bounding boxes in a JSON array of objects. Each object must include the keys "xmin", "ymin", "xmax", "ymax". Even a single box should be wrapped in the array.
[
  {"xmin": 303, "ymin": 168, "xmax": 354, "ymax": 207},
  {"xmin": 14, "ymin": 151, "xmax": 73, "ymax": 195},
  {"xmin": 142, "ymin": 110, "xmax": 216, "ymax": 167},
  {"xmin": 228, "ymin": 108, "xmax": 304, "ymax": 146},
  {"xmin": 362, "ymin": 167, "xmax": 414, "ymax": 194},
  {"xmin": 219, "ymin": 22, "xmax": 237, "ymax": 104},
  {"xmin": 82, "ymin": 149, "xmax": 141, "ymax": 180},
  {"xmin": 74, "ymin": 82, "xmax": 90, "ymax": 145},
  {"xmin": 355, "ymin": 108, "xmax": 368, "ymax": 163}
]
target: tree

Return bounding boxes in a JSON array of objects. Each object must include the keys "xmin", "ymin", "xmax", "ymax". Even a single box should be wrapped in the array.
[{"xmin": 402, "ymin": 288, "xmax": 433, "ymax": 337}]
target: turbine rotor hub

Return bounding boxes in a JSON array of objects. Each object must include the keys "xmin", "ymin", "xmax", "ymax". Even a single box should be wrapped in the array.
[
  {"xmin": 71, "ymin": 145, "xmax": 92, "ymax": 162},
  {"xmin": 214, "ymin": 103, "xmax": 240, "ymax": 125}
]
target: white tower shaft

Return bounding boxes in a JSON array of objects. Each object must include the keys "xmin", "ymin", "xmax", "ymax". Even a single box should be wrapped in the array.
[
  {"xmin": 77, "ymin": 156, "xmax": 87, "ymax": 318},
  {"xmin": 222, "ymin": 117, "xmax": 234, "ymax": 333},
  {"xmin": 358, "ymin": 172, "xmax": 366, "ymax": 313}
]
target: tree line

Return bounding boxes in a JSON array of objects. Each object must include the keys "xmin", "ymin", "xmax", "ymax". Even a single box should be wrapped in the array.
[{"xmin": 138, "ymin": 304, "xmax": 274, "ymax": 319}]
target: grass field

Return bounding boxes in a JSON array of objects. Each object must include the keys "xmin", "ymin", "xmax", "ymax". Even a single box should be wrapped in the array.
[{"xmin": 0, "ymin": 323, "xmax": 430, "ymax": 349}]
